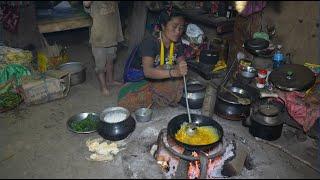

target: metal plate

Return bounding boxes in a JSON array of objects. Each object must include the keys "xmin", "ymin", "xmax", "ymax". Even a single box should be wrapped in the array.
[
  {"xmin": 66, "ymin": 112, "xmax": 99, "ymax": 134},
  {"xmin": 269, "ymin": 64, "xmax": 316, "ymax": 91}
]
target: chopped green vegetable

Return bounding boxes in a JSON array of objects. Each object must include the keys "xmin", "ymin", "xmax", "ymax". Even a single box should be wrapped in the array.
[
  {"xmin": 71, "ymin": 114, "xmax": 98, "ymax": 132},
  {"xmin": 0, "ymin": 91, "xmax": 22, "ymax": 109}
]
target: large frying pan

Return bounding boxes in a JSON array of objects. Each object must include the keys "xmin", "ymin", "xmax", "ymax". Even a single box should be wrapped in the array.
[{"xmin": 167, "ymin": 113, "xmax": 224, "ymax": 151}]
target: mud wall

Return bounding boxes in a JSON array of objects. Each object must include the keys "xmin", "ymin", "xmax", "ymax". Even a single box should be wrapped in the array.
[{"xmin": 263, "ymin": 1, "xmax": 319, "ymax": 64}]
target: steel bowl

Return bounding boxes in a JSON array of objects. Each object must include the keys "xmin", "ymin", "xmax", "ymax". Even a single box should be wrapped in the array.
[
  {"xmin": 98, "ymin": 107, "xmax": 136, "ymax": 141},
  {"xmin": 240, "ymin": 66, "xmax": 257, "ymax": 78},
  {"xmin": 66, "ymin": 112, "xmax": 100, "ymax": 134},
  {"xmin": 58, "ymin": 62, "xmax": 86, "ymax": 86},
  {"xmin": 135, "ymin": 108, "xmax": 153, "ymax": 122}
]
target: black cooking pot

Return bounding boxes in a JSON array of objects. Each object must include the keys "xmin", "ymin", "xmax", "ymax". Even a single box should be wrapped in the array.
[
  {"xmin": 98, "ymin": 107, "xmax": 136, "ymax": 141},
  {"xmin": 199, "ymin": 49, "xmax": 219, "ymax": 65},
  {"xmin": 167, "ymin": 113, "xmax": 224, "ymax": 151},
  {"xmin": 248, "ymin": 98, "xmax": 285, "ymax": 141},
  {"xmin": 214, "ymin": 86, "xmax": 251, "ymax": 120},
  {"xmin": 180, "ymin": 80, "xmax": 206, "ymax": 109},
  {"xmin": 244, "ymin": 38, "xmax": 269, "ymax": 51}
]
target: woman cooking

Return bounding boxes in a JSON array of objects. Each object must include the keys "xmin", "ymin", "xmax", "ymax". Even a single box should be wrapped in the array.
[{"xmin": 118, "ymin": 9, "xmax": 188, "ymax": 112}]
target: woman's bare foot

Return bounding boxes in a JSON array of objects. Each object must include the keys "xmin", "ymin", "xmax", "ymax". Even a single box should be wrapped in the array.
[
  {"xmin": 108, "ymin": 80, "xmax": 123, "ymax": 86},
  {"xmin": 101, "ymin": 88, "xmax": 110, "ymax": 96}
]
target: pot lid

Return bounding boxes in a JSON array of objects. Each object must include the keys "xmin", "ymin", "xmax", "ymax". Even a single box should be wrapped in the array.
[
  {"xmin": 252, "ymin": 111, "xmax": 284, "ymax": 126},
  {"xmin": 259, "ymin": 104, "xmax": 279, "ymax": 116},
  {"xmin": 269, "ymin": 64, "xmax": 316, "ymax": 91},
  {"xmin": 244, "ymin": 38, "xmax": 269, "ymax": 51},
  {"xmin": 185, "ymin": 80, "xmax": 206, "ymax": 93}
]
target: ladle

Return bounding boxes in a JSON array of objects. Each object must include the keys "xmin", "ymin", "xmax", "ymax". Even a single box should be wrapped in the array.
[
  {"xmin": 141, "ymin": 102, "xmax": 153, "ymax": 116},
  {"xmin": 183, "ymin": 75, "xmax": 197, "ymax": 136}
]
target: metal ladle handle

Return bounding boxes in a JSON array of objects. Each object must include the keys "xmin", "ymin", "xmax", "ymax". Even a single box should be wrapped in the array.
[{"xmin": 183, "ymin": 75, "xmax": 192, "ymax": 123}]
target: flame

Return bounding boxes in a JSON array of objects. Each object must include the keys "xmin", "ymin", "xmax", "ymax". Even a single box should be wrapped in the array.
[
  {"xmin": 207, "ymin": 156, "xmax": 223, "ymax": 179},
  {"xmin": 157, "ymin": 160, "xmax": 169, "ymax": 172},
  {"xmin": 187, "ymin": 152, "xmax": 201, "ymax": 179}
]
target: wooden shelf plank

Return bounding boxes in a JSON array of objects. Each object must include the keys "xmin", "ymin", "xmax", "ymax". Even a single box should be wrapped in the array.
[{"xmin": 38, "ymin": 16, "xmax": 91, "ymax": 33}]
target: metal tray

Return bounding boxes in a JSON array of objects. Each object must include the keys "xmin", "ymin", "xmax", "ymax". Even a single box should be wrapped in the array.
[{"xmin": 66, "ymin": 112, "xmax": 99, "ymax": 134}]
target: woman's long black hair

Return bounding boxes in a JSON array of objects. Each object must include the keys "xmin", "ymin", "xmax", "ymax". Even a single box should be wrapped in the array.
[{"xmin": 158, "ymin": 7, "xmax": 184, "ymax": 30}]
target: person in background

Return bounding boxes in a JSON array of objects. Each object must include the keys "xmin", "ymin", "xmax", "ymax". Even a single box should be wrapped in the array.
[
  {"xmin": 83, "ymin": 1, "xmax": 124, "ymax": 96},
  {"xmin": 118, "ymin": 8, "xmax": 187, "ymax": 112}
]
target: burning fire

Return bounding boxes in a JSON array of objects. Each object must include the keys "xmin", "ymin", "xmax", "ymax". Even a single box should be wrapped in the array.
[
  {"xmin": 187, "ymin": 152, "xmax": 224, "ymax": 179},
  {"xmin": 207, "ymin": 156, "xmax": 223, "ymax": 179},
  {"xmin": 188, "ymin": 152, "xmax": 201, "ymax": 179},
  {"xmin": 154, "ymin": 130, "xmax": 236, "ymax": 179}
]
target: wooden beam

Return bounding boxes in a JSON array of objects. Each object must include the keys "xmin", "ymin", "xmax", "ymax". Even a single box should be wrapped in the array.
[{"xmin": 38, "ymin": 16, "xmax": 92, "ymax": 33}]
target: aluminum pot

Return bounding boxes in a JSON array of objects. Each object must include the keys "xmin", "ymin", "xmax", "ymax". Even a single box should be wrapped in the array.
[
  {"xmin": 98, "ymin": 107, "xmax": 136, "ymax": 141},
  {"xmin": 240, "ymin": 66, "xmax": 257, "ymax": 79},
  {"xmin": 180, "ymin": 80, "xmax": 206, "ymax": 109},
  {"xmin": 58, "ymin": 62, "xmax": 86, "ymax": 86}
]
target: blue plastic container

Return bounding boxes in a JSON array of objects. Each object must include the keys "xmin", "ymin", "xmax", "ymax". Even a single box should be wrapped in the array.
[{"xmin": 273, "ymin": 50, "xmax": 284, "ymax": 69}]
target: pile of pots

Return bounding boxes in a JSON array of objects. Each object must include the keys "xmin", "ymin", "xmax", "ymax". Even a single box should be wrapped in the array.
[
  {"xmin": 214, "ymin": 86, "xmax": 252, "ymax": 120},
  {"xmin": 180, "ymin": 79, "xmax": 207, "ymax": 109},
  {"xmin": 214, "ymin": 84, "xmax": 286, "ymax": 141}
]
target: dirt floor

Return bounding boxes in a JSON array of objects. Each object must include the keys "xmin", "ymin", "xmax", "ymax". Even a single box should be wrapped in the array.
[{"xmin": 0, "ymin": 28, "xmax": 319, "ymax": 179}]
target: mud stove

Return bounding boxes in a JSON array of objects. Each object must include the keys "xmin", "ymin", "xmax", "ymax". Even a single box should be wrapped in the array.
[{"xmin": 152, "ymin": 129, "xmax": 238, "ymax": 179}]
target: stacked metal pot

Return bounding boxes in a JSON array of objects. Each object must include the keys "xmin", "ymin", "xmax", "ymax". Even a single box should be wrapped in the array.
[
  {"xmin": 247, "ymin": 97, "xmax": 286, "ymax": 141},
  {"xmin": 180, "ymin": 79, "xmax": 207, "ymax": 109},
  {"xmin": 220, "ymin": 37, "xmax": 316, "ymax": 141}
]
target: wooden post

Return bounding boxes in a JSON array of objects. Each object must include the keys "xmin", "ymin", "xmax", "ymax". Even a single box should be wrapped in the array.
[
  {"xmin": 201, "ymin": 84, "xmax": 216, "ymax": 117},
  {"xmin": 3, "ymin": 1, "xmax": 43, "ymax": 49}
]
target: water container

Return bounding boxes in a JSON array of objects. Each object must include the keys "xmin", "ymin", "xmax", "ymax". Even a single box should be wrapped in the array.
[{"xmin": 273, "ymin": 50, "xmax": 284, "ymax": 69}]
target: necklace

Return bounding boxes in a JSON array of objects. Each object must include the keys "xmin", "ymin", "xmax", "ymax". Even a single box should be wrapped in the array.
[{"xmin": 159, "ymin": 31, "xmax": 174, "ymax": 66}]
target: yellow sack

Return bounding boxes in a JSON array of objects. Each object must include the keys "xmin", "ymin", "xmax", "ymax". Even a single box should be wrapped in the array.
[
  {"xmin": 37, "ymin": 52, "xmax": 48, "ymax": 73},
  {"xmin": 212, "ymin": 60, "xmax": 227, "ymax": 72}
]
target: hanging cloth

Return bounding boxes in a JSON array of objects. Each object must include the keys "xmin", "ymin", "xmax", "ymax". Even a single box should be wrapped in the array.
[
  {"xmin": 0, "ymin": 1, "xmax": 20, "ymax": 33},
  {"xmin": 159, "ymin": 31, "xmax": 174, "ymax": 66}
]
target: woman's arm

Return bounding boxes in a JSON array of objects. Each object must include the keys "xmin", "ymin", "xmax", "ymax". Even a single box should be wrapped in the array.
[
  {"xmin": 142, "ymin": 56, "xmax": 187, "ymax": 79},
  {"xmin": 142, "ymin": 56, "xmax": 171, "ymax": 79}
]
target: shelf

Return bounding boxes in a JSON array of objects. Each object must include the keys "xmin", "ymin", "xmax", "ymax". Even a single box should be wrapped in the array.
[{"xmin": 36, "ymin": 7, "xmax": 91, "ymax": 33}]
